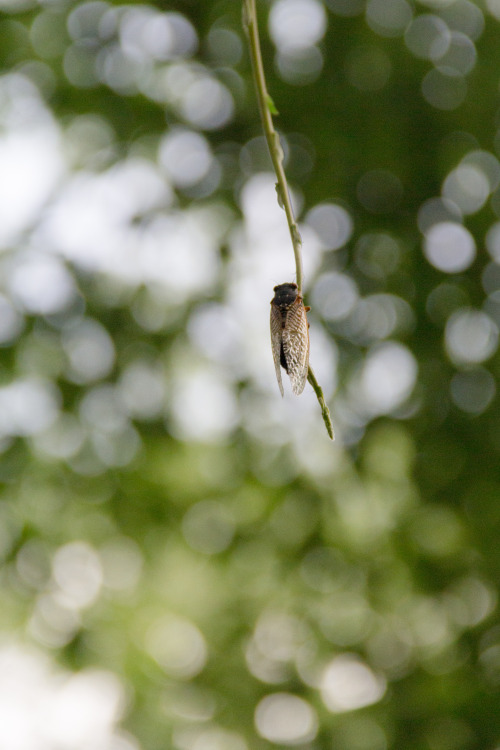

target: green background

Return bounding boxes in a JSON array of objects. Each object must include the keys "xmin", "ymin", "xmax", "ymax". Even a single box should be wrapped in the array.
[{"xmin": 0, "ymin": 0, "xmax": 500, "ymax": 748}]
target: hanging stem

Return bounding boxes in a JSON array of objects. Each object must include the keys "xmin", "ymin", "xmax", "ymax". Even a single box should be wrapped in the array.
[
  {"xmin": 243, "ymin": 0, "xmax": 303, "ymax": 292},
  {"xmin": 307, "ymin": 366, "xmax": 334, "ymax": 440},
  {"xmin": 243, "ymin": 0, "xmax": 335, "ymax": 441}
]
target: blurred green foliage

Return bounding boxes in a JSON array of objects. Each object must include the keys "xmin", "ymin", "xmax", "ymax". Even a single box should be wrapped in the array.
[{"xmin": 1, "ymin": 0, "xmax": 500, "ymax": 749}]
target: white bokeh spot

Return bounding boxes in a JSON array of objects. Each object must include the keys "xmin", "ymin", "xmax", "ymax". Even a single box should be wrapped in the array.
[
  {"xmin": 320, "ymin": 654, "xmax": 386, "ymax": 713},
  {"xmin": 424, "ymin": 222, "xmax": 476, "ymax": 273},
  {"xmin": 255, "ymin": 693, "xmax": 318, "ymax": 745}
]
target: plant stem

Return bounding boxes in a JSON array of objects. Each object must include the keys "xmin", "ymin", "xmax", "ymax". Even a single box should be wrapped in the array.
[
  {"xmin": 307, "ymin": 367, "xmax": 335, "ymax": 440},
  {"xmin": 243, "ymin": 0, "xmax": 303, "ymax": 292},
  {"xmin": 243, "ymin": 0, "xmax": 335, "ymax": 441}
]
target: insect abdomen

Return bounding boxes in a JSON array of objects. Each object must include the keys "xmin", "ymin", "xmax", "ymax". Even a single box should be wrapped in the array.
[{"xmin": 279, "ymin": 341, "xmax": 288, "ymax": 371}]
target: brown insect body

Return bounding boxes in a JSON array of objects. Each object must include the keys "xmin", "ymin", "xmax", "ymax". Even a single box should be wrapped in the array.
[{"xmin": 270, "ymin": 282, "xmax": 310, "ymax": 396}]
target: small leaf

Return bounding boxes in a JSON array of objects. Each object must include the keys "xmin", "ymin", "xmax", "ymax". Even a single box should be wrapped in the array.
[
  {"xmin": 266, "ymin": 93, "xmax": 279, "ymax": 115},
  {"xmin": 275, "ymin": 183, "xmax": 285, "ymax": 209},
  {"xmin": 272, "ymin": 132, "xmax": 284, "ymax": 163},
  {"xmin": 292, "ymin": 225, "xmax": 303, "ymax": 248}
]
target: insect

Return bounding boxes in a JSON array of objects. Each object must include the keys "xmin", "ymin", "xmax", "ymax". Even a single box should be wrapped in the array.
[{"xmin": 270, "ymin": 282, "xmax": 310, "ymax": 396}]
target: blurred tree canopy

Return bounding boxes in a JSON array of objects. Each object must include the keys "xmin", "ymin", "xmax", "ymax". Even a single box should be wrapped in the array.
[{"xmin": 1, "ymin": 0, "xmax": 500, "ymax": 748}]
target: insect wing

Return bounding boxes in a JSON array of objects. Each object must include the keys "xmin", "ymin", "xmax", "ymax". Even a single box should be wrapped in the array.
[
  {"xmin": 270, "ymin": 302, "xmax": 285, "ymax": 396},
  {"xmin": 282, "ymin": 298, "xmax": 309, "ymax": 395}
]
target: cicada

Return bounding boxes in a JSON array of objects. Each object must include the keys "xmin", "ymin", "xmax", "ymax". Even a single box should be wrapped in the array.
[{"xmin": 270, "ymin": 282, "xmax": 310, "ymax": 396}]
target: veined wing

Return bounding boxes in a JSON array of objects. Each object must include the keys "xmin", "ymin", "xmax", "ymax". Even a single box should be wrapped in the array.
[
  {"xmin": 282, "ymin": 298, "xmax": 309, "ymax": 395},
  {"xmin": 270, "ymin": 302, "xmax": 284, "ymax": 397}
]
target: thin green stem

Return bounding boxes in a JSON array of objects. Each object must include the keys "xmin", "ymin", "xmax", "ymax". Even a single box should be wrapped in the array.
[
  {"xmin": 307, "ymin": 367, "xmax": 335, "ymax": 441},
  {"xmin": 243, "ymin": 0, "xmax": 335, "ymax": 441},
  {"xmin": 243, "ymin": 0, "xmax": 303, "ymax": 291}
]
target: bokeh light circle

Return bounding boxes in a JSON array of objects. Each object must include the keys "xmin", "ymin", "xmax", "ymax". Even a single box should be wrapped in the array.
[
  {"xmin": 445, "ymin": 309, "xmax": 498, "ymax": 365},
  {"xmin": 255, "ymin": 693, "xmax": 318, "ymax": 745},
  {"xmin": 423, "ymin": 222, "xmax": 476, "ymax": 273}
]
